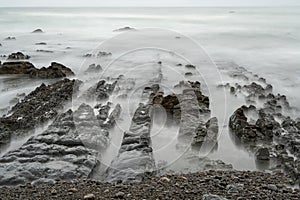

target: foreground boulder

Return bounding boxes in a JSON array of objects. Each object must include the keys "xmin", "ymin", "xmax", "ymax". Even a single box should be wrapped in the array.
[
  {"xmin": 0, "ymin": 79, "xmax": 80, "ymax": 146},
  {"xmin": 0, "ymin": 108, "xmax": 99, "ymax": 186},
  {"xmin": 0, "ymin": 61, "xmax": 75, "ymax": 78}
]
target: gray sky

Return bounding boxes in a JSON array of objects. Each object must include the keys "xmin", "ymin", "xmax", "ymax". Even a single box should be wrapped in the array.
[{"xmin": 0, "ymin": 0, "xmax": 299, "ymax": 7}]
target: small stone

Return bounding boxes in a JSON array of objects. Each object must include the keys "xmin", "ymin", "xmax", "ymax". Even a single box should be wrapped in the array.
[
  {"xmin": 115, "ymin": 191, "xmax": 125, "ymax": 198},
  {"xmin": 160, "ymin": 177, "xmax": 171, "ymax": 182},
  {"xmin": 68, "ymin": 188, "xmax": 78, "ymax": 193},
  {"xmin": 104, "ymin": 189, "xmax": 109, "ymax": 193},
  {"xmin": 267, "ymin": 184, "xmax": 278, "ymax": 191},
  {"xmin": 84, "ymin": 193, "xmax": 95, "ymax": 200},
  {"xmin": 51, "ymin": 189, "xmax": 57, "ymax": 195}
]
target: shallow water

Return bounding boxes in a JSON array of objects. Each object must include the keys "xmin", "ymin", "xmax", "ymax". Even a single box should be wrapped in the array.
[{"xmin": 0, "ymin": 7, "xmax": 300, "ymax": 172}]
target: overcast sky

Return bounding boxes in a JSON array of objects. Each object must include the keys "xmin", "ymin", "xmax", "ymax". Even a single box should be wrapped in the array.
[{"xmin": 0, "ymin": 0, "xmax": 299, "ymax": 7}]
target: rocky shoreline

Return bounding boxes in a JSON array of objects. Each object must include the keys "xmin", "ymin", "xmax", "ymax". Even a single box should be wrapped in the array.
[
  {"xmin": 0, "ymin": 50, "xmax": 300, "ymax": 198},
  {"xmin": 0, "ymin": 170, "xmax": 298, "ymax": 199}
]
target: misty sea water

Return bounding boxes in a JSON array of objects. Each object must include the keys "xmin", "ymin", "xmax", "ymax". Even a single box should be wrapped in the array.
[{"xmin": 0, "ymin": 7, "xmax": 300, "ymax": 171}]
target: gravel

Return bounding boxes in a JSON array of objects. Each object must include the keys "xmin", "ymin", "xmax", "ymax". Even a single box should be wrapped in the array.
[{"xmin": 0, "ymin": 170, "xmax": 299, "ymax": 200}]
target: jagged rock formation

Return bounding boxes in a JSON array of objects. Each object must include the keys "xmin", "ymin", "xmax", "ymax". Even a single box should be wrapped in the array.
[
  {"xmin": 106, "ymin": 84, "xmax": 160, "ymax": 182},
  {"xmin": 106, "ymin": 103, "xmax": 155, "ymax": 182},
  {"xmin": 0, "ymin": 79, "xmax": 80, "ymax": 147},
  {"xmin": 0, "ymin": 61, "xmax": 75, "ymax": 79},
  {"xmin": 29, "ymin": 62, "xmax": 75, "ymax": 78},
  {"xmin": 223, "ymin": 64, "xmax": 300, "ymax": 183},
  {"xmin": 82, "ymin": 80, "xmax": 117, "ymax": 102},
  {"xmin": 0, "ymin": 101, "xmax": 121, "ymax": 186},
  {"xmin": 84, "ymin": 64, "xmax": 102, "ymax": 74}
]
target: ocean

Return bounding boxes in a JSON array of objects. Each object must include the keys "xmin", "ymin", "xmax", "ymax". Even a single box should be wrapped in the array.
[{"xmin": 0, "ymin": 7, "xmax": 300, "ymax": 172}]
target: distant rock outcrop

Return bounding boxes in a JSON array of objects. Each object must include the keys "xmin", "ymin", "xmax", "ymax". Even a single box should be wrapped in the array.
[
  {"xmin": 7, "ymin": 52, "xmax": 30, "ymax": 60},
  {"xmin": 32, "ymin": 29, "xmax": 44, "ymax": 33},
  {"xmin": 113, "ymin": 26, "xmax": 136, "ymax": 32},
  {"xmin": 0, "ymin": 61, "xmax": 75, "ymax": 79}
]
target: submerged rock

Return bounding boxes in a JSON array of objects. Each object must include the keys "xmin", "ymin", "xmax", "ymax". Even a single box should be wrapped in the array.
[
  {"xmin": 7, "ymin": 52, "xmax": 30, "ymax": 60},
  {"xmin": 113, "ymin": 27, "xmax": 136, "ymax": 32},
  {"xmin": 36, "ymin": 49, "xmax": 54, "ymax": 53},
  {"xmin": 84, "ymin": 64, "xmax": 102, "ymax": 73},
  {"xmin": 4, "ymin": 37, "xmax": 16, "ymax": 40},
  {"xmin": 35, "ymin": 42, "xmax": 47, "ymax": 45}
]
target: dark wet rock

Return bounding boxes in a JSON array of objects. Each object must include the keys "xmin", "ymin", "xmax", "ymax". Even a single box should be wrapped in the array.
[
  {"xmin": 113, "ymin": 27, "xmax": 136, "ymax": 32},
  {"xmin": 192, "ymin": 117, "xmax": 218, "ymax": 152},
  {"xmin": 0, "ymin": 43, "xmax": 2, "ymax": 46},
  {"xmin": 0, "ymin": 61, "xmax": 74, "ymax": 78},
  {"xmin": 0, "ymin": 106, "xmax": 101, "ymax": 186},
  {"xmin": 7, "ymin": 52, "xmax": 30, "ymax": 60},
  {"xmin": 4, "ymin": 37, "xmax": 16, "ymax": 40},
  {"xmin": 243, "ymin": 82, "xmax": 266, "ymax": 96},
  {"xmin": 35, "ymin": 42, "xmax": 47, "ymax": 45},
  {"xmin": 36, "ymin": 49, "xmax": 54, "ymax": 53},
  {"xmin": 84, "ymin": 51, "xmax": 111, "ymax": 58},
  {"xmin": 185, "ymin": 72, "xmax": 193, "ymax": 77},
  {"xmin": 229, "ymin": 106, "xmax": 258, "ymax": 141},
  {"xmin": 0, "ymin": 79, "xmax": 80, "ymax": 146},
  {"xmin": 157, "ymin": 61, "xmax": 162, "ymax": 65},
  {"xmin": 104, "ymin": 104, "xmax": 122, "ymax": 129},
  {"xmin": 113, "ymin": 75, "xmax": 135, "ymax": 96},
  {"xmin": 85, "ymin": 64, "xmax": 102, "ymax": 73},
  {"xmin": 143, "ymin": 84, "xmax": 160, "ymax": 101},
  {"xmin": 32, "ymin": 29, "xmax": 43, "ymax": 33},
  {"xmin": 106, "ymin": 103, "xmax": 155, "ymax": 183},
  {"xmin": 176, "ymin": 63, "xmax": 182, "ymax": 66},
  {"xmin": 97, "ymin": 51, "xmax": 112, "ymax": 57},
  {"xmin": 174, "ymin": 80, "xmax": 190, "ymax": 88},
  {"xmin": 0, "ymin": 61, "xmax": 35, "ymax": 75},
  {"xmin": 255, "ymin": 148, "xmax": 270, "ymax": 160},
  {"xmin": 83, "ymin": 80, "xmax": 117, "ymax": 102},
  {"xmin": 29, "ymin": 62, "xmax": 75, "ymax": 78},
  {"xmin": 84, "ymin": 53, "xmax": 93, "ymax": 57},
  {"xmin": 74, "ymin": 103, "xmax": 111, "ymax": 150},
  {"xmin": 185, "ymin": 64, "xmax": 196, "ymax": 69}
]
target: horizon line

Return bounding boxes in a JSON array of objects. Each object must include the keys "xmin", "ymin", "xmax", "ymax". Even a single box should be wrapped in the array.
[{"xmin": 0, "ymin": 5, "xmax": 299, "ymax": 8}]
